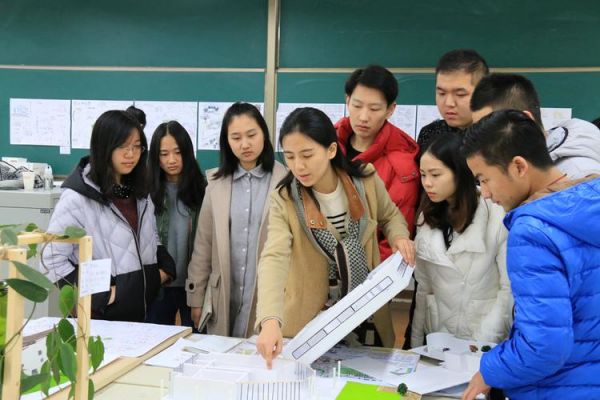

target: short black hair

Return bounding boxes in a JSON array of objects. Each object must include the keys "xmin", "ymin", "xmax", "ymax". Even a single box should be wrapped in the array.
[
  {"xmin": 436, "ymin": 49, "xmax": 489, "ymax": 84},
  {"xmin": 214, "ymin": 102, "xmax": 275, "ymax": 179},
  {"xmin": 345, "ymin": 65, "xmax": 398, "ymax": 106},
  {"xmin": 126, "ymin": 105, "xmax": 147, "ymax": 127},
  {"xmin": 470, "ymin": 73, "xmax": 543, "ymax": 127},
  {"xmin": 592, "ymin": 117, "xmax": 600, "ymax": 130},
  {"xmin": 462, "ymin": 109, "xmax": 553, "ymax": 171}
]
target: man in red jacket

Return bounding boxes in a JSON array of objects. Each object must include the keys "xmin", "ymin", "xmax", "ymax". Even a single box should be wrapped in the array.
[{"xmin": 335, "ymin": 65, "xmax": 420, "ymax": 260}]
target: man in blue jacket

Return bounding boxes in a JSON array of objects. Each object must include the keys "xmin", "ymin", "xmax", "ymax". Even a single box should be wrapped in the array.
[{"xmin": 461, "ymin": 109, "xmax": 600, "ymax": 400}]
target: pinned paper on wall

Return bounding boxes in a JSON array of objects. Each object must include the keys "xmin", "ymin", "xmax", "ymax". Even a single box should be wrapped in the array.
[
  {"xmin": 71, "ymin": 100, "xmax": 133, "ymax": 149},
  {"xmin": 134, "ymin": 101, "xmax": 199, "ymax": 151},
  {"xmin": 10, "ymin": 98, "xmax": 71, "ymax": 147},
  {"xmin": 275, "ymin": 103, "xmax": 345, "ymax": 151},
  {"xmin": 78, "ymin": 258, "xmax": 111, "ymax": 297},
  {"xmin": 415, "ymin": 105, "xmax": 442, "ymax": 140},
  {"xmin": 389, "ymin": 105, "xmax": 418, "ymax": 139},
  {"xmin": 197, "ymin": 102, "xmax": 264, "ymax": 150}
]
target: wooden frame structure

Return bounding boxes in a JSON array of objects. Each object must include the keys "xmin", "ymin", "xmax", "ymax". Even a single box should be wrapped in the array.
[{"xmin": 1, "ymin": 233, "xmax": 92, "ymax": 400}]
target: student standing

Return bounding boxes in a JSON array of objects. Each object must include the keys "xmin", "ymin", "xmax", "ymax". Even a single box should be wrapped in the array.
[
  {"xmin": 186, "ymin": 102, "xmax": 287, "ymax": 338},
  {"xmin": 470, "ymin": 73, "xmax": 600, "ymax": 179},
  {"xmin": 418, "ymin": 49, "xmax": 489, "ymax": 153},
  {"xmin": 335, "ymin": 65, "xmax": 419, "ymax": 256},
  {"xmin": 462, "ymin": 110, "xmax": 600, "ymax": 400},
  {"xmin": 43, "ymin": 110, "xmax": 175, "ymax": 322},
  {"xmin": 411, "ymin": 133, "xmax": 512, "ymax": 348},
  {"xmin": 147, "ymin": 121, "xmax": 207, "ymax": 326},
  {"xmin": 256, "ymin": 107, "xmax": 416, "ymax": 367}
]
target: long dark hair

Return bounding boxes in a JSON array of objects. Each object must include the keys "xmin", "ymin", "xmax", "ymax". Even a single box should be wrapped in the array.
[
  {"xmin": 419, "ymin": 132, "xmax": 479, "ymax": 248},
  {"xmin": 213, "ymin": 102, "xmax": 275, "ymax": 179},
  {"xmin": 148, "ymin": 121, "xmax": 207, "ymax": 215},
  {"xmin": 277, "ymin": 107, "xmax": 371, "ymax": 194},
  {"xmin": 89, "ymin": 110, "xmax": 148, "ymax": 198}
]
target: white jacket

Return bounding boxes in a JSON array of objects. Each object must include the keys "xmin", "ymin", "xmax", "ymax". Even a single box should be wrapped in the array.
[
  {"xmin": 547, "ymin": 118, "xmax": 600, "ymax": 179},
  {"xmin": 411, "ymin": 198, "xmax": 513, "ymax": 347}
]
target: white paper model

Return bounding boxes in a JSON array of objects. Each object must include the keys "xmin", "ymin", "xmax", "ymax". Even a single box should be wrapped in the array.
[
  {"xmin": 168, "ymin": 353, "xmax": 315, "ymax": 400},
  {"xmin": 283, "ymin": 252, "xmax": 414, "ymax": 364}
]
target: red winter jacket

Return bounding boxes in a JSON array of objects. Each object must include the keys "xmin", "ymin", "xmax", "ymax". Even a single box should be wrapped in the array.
[{"xmin": 335, "ymin": 117, "xmax": 420, "ymax": 260}]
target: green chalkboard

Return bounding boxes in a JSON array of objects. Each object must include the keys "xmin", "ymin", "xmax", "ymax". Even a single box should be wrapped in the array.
[
  {"xmin": 0, "ymin": 0, "xmax": 267, "ymax": 68},
  {"xmin": 0, "ymin": 69, "xmax": 265, "ymax": 174},
  {"xmin": 278, "ymin": 71, "xmax": 600, "ymax": 122},
  {"xmin": 280, "ymin": 0, "xmax": 600, "ymax": 68}
]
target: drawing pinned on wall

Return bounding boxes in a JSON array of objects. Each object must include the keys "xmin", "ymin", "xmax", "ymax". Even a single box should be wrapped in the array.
[
  {"xmin": 389, "ymin": 105, "xmax": 417, "ymax": 139},
  {"xmin": 10, "ymin": 98, "xmax": 71, "ymax": 147},
  {"xmin": 197, "ymin": 102, "xmax": 264, "ymax": 151},
  {"xmin": 415, "ymin": 105, "xmax": 442, "ymax": 139},
  {"xmin": 134, "ymin": 101, "xmax": 199, "ymax": 151},
  {"xmin": 71, "ymin": 100, "xmax": 133, "ymax": 149},
  {"xmin": 275, "ymin": 103, "xmax": 346, "ymax": 151}
]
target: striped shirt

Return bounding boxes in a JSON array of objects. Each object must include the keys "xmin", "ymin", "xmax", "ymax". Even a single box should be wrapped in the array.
[{"xmin": 313, "ymin": 178, "xmax": 349, "ymax": 238}]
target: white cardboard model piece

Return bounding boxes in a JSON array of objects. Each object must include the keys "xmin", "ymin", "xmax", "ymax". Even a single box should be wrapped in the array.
[
  {"xmin": 283, "ymin": 252, "xmax": 414, "ymax": 364},
  {"xmin": 167, "ymin": 353, "xmax": 315, "ymax": 400}
]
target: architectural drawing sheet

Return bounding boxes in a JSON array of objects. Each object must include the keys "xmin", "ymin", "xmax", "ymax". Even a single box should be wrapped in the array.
[
  {"xmin": 275, "ymin": 103, "xmax": 346, "ymax": 151},
  {"xmin": 10, "ymin": 98, "xmax": 71, "ymax": 147},
  {"xmin": 197, "ymin": 102, "xmax": 264, "ymax": 150},
  {"xmin": 389, "ymin": 105, "xmax": 418, "ymax": 139},
  {"xmin": 134, "ymin": 101, "xmax": 198, "ymax": 151},
  {"xmin": 283, "ymin": 252, "xmax": 414, "ymax": 364},
  {"xmin": 71, "ymin": 100, "xmax": 133, "ymax": 149}
]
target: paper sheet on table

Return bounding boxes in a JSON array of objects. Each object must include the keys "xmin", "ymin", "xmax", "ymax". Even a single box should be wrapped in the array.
[
  {"xmin": 342, "ymin": 358, "xmax": 472, "ymax": 394},
  {"xmin": 145, "ymin": 337, "xmax": 197, "ymax": 368},
  {"xmin": 339, "ymin": 352, "xmax": 420, "ymax": 385},
  {"xmin": 23, "ymin": 317, "xmax": 189, "ymax": 358}
]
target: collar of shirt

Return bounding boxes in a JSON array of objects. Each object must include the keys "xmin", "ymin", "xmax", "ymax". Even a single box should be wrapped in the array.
[{"xmin": 233, "ymin": 164, "xmax": 266, "ymax": 181}]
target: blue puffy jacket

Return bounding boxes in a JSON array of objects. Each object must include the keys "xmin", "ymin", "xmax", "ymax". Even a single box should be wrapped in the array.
[{"xmin": 480, "ymin": 177, "xmax": 600, "ymax": 399}]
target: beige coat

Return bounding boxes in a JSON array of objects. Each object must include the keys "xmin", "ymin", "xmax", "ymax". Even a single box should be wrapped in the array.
[
  {"xmin": 255, "ymin": 165, "xmax": 409, "ymax": 348},
  {"xmin": 186, "ymin": 162, "xmax": 288, "ymax": 337}
]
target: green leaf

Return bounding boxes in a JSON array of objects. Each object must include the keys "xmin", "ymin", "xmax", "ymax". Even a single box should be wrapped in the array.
[
  {"xmin": 20, "ymin": 372, "xmax": 50, "ymax": 393},
  {"xmin": 46, "ymin": 331, "xmax": 62, "ymax": 384},
  {"xmin": 13, "ymin": 261, "xmax": 53, "ymax": 290},
  {"xmin": 26, "ymin": 243, "xmax": 37, "ymax": 259},
  {"xmin": 0, "ymin": 228, "xmax": 18, "ymax": 246},
  {"xmin": 40, "ymin": 361, "xmax": 51, "ymax": 396},
  {"xmin": 68, "ymin": 383, "xmax": 75, "ymax": 399},
  {"xmin": 59, "ymin": 342, "xmax": 77, "ymax": 382},
  {"xmin": 58, "ymin": 319, "xmax": 76, "ymax": 351},
  {"xmin": 5, "ymin": 278, "xmax": 48, "ymax": 302},
  {"xmin": 88, "ymin": 379, "xmax": 95, "ymax": 400},
  {"xmin": 59, "ymin": 285, "xmax": 76, "ymax": 317},
  {"xmin": 24, "ymin": 223, "xmax": 38, "ymax": 232},
  {"xmin": 64, "ymin": 226, "xmax": 86, "ymax": 239},
  {"xmin": 88, "ymin": 336, "xmax": 105, "ymax": 372}
]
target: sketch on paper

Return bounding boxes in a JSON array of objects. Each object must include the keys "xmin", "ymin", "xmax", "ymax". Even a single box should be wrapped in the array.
[
  {"xmin": 71, "ymin": 100, "xmax": 133, "ymax": 149},
  {"xmin": 133, "ymin": 101, "xmax": 198, "ymax": 151},
  {"xmin": 10, "ymin": 98, "xmax": 71, "ymax": 147},
  {"xmin": 389, "ymin": 105, "xmax": 418, "ymax": 139}
]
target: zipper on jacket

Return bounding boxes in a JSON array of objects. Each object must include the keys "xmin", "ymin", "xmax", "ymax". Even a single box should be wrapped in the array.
[{"xmin": 109, "ymin": 198, "xmax": 149, "ymax": 320}]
